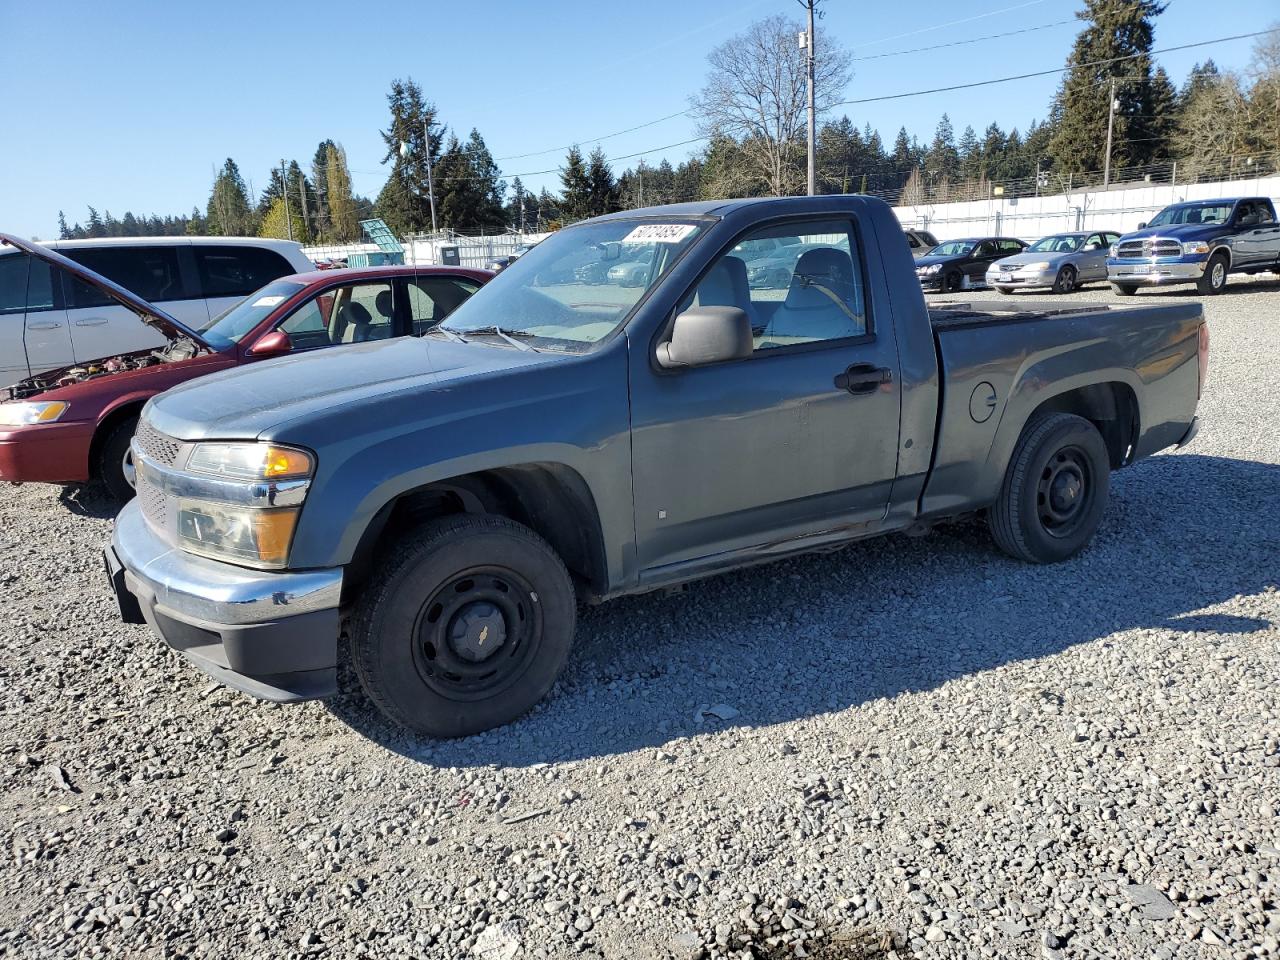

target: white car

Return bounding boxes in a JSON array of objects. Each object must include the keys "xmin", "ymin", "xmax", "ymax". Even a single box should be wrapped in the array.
[{"xmin": 0, "ymin": 237, "xmax": 313, "ymax": 388}]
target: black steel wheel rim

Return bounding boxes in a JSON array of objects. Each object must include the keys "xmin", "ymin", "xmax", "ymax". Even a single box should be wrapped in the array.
[
  {"xmin": 410, "ymin": 565, "xmax": 542, "ymax": 701},
  {"xmin": 1036, "ymin": 445, "xmax": 1092, "ymax": 538}
]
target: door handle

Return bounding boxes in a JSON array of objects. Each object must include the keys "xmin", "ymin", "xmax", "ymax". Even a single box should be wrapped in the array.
[
  {"xmin": 834, "ymin": 363, "xmax": 892, "ymax": 395},
  {"xmin": 27, "ymin": 321, "xmax": 62, "ymax": 330},
  {"xmin": 74, "ymin": 317, "xmax": 109, "ymax": 327}
]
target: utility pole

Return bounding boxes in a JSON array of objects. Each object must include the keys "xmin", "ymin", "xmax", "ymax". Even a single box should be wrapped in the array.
[
  {"xmin": 1103, "ymin": 78, "xmax": 1117, "ymax": 188},
  {"xmin": 280, "ymin": 160, "xmax": 293, "ymax": 242},
  {"xmin": 799, "ymin": 0, "xmax": 818, "ymax": 196},
  {"xmin": 423, "ymin": 120, "xmax": 439, "ymax": 234}
]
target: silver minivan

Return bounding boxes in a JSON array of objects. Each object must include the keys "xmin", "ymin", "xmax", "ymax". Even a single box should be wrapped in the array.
[{"xmin": 0, "ymin": 237, "xmax": 313, "ymax": 388}]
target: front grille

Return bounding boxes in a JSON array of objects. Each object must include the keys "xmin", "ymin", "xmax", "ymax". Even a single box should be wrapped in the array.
[
  {"xmin": 133, "ymin": 419, "xmax": 181, "ymax": 467},
  {"xmin": 1117, "ymin": 238, "xmax": 1182, "ymax": 258},
  {"xmin": 137, "ymin": 473, "xmax": 167, "ymax": 529}
]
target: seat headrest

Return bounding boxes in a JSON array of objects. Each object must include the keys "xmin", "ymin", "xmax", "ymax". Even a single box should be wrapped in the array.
[
  {"xmin": 375, "ymin": 289, "xmax": 393, "ymax": 318},
  {"xmin": 343, "ymin": 301, "xmax": 372, "ymax": 325},
  {"xmin": 784, "ymin": 248, "xmax": 856, "ymax": 309},
  {"xmin": 695, "ymin": 255, "xmax": 749, "ymax": 308}
]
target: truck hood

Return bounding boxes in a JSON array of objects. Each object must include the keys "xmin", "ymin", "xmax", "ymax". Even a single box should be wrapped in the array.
[
  {"xmin": 145, "ymin": 335, "xmax": 555, "ymax": 440},
  {"xmin": 0, "ymin": 233, "xmax": 212, "ymax": 350},
  {"xmin": 1118, "ymin": 224, "xmax": 1221, "ymax": 243}
]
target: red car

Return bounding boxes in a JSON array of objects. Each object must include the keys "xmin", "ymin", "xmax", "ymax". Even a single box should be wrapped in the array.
[{"xmin": 0, "ymin": 234, "xmax": 491, "ymax": 500}]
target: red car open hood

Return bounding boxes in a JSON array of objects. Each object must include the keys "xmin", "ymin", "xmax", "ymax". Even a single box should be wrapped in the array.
[{"xmin": 0, "ymin": 233, "xmax": 213, "ymax": 351}]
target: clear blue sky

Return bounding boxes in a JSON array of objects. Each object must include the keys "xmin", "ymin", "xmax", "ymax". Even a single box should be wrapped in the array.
[{"xmin": 1, "ymin": 0, "xmax": 1275, "ymax": 238}]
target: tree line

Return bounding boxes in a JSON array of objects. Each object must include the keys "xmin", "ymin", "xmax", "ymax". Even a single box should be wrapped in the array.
[{"xmin": 55, "ymin": 1, "xmax": 1280, "ymax": 241}]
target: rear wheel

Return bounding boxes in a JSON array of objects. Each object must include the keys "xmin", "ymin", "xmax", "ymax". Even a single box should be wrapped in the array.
[
  {"xmin": 1111, "ymin": 283, "xmax": 1138, "ymax": 297},
  {"xmin": 349, "ymin": 514, "xmax": 576, "ymax": 737},
  {"xmin": 1052, "ymin": 264, "xmax": 1078, "ymax": 294},
  {"xmin": 1196, "ymin": 252, "xmax": 1228, "ymax": 295},
  {"xmin": 97, "ymin": 416, "xmax": 138, "ymax": 503},
  {"xmin": 989, "ymin": 413, "xmax": 1110, "ymax": 564}
]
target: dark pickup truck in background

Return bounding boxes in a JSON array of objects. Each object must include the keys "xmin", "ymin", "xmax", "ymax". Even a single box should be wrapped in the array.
[
  {"xmin": 1108, "ymin": 196, "xmax": 1280, "ymax": 295},
  {"xmin": 105, "ymin": 195, "xmax": 1207, "ymax": 737}
]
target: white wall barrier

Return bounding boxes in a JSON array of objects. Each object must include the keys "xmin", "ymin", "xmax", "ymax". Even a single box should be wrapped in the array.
[{"xmin": 893, "ymin": 174, "xmax": 1280, "ymax": 241}]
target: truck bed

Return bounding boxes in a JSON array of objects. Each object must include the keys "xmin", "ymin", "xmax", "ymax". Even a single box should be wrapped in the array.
[{"xmin": 928, "ymin": 300, "xmax": 1163, "ymax": 330}]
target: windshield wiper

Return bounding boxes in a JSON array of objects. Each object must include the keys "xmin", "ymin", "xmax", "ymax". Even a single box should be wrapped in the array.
[
  {"xmin": 463, "ymin": 325, "xmax": 540, "ymax": 352},
  {"xmin": 428, "ymin": 325, "xmax": 469, "ymax": 344}
]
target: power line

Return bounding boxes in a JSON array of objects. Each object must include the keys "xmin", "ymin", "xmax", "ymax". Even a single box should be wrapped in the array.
[
  {"xmin": 835, "ymin": 27, "xmax": 1277, "ymax": 106},
  {"xmin": 852, "ymin": 19, "xmax": 1075, "ymax": 61},
  {"xmin": 854, "ymin": 0, "xmax": 1055, "ymax": 48},
  {"xmin": 492, "ymin": 110, "xmax": 693, "ymax": 162}
]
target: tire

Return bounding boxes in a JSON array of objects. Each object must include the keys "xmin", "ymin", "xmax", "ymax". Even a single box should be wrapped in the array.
[
  {"xmin": 1052, "ymin": 264, "xmax": 1078, "ymax": 294},
  {"xmin": 1111, "ymin": 283, "xmax": 1138, "ymax": 297},
  {"xmin": 349, "ymin": 514, "xmax": 577, "ymax": 737},
  {"xmin": 994, "ymin": 286, "xmax": 1014, "ymax": 295},
  {"xmin": 943, "ymin": 270, "xmax": 964, "ymax": 293},
  {"xmin": 1196, "ymin": 252, "xmax": 1228, "ymax": 295},
  {"xmin": 988, "ymin": 413, "xmax": 1111, "ymax": 564},
  {"xmin": 97, "ymin": 416, "xmax": 138, "ymax": 503}
]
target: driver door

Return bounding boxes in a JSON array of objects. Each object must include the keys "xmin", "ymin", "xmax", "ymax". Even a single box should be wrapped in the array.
[
  {"xmin": 967, "ymin": 240, "xmax": 1000, "ymax": 282},
  {"xmin": 629, "ymin": 216, "xmax": 902, "ymax": 572}
]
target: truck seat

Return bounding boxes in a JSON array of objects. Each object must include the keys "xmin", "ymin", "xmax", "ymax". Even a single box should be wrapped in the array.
[
  {"xmin": 763, "ymin": 248, "xmax": 865, "ymax": 342},
  {"xmin": 692, "ymin": 255, "xmax": 759, "ymax": 331}
]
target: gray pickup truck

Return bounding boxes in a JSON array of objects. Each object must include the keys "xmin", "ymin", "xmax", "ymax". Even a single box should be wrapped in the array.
[{"xmin": 105, "ymin": 196, "xmax": 1207, "ymax": 737}]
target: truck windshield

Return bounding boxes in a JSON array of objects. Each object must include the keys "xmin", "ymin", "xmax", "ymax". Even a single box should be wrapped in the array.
[
  {"xmin": 198, "ymin": 279, "xmax": 305, "ymax": 349},
  {"xmin": 1027, "ymin": 235, "xmax": 1082, "ymax": 253},
  {"xmin": 438, "ymin": 219, "xmax": 705, "ymax": 350},
  {"xmin": 930, "ymin": 240, "xmax": 974, "ymax": 257},
  {"xmin": 1148, "ymin": 203, "xmax": 1234, "ymax": 227}
]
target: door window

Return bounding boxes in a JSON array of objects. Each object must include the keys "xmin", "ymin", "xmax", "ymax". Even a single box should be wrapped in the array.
[
  {"xmin": 973, "ymin": 241, "xmax": 997, "ymax": 258},
  {"xmin": 407, "ymin": 276, "xmax": 481, "ymax": 335},
  {"xmin": 998, "ymin": 239, "xmax": 1024, "ymax": 254},
  {"xmin": 195, "ymin": 246, "xmax": 296, "ymax": 299},
  {"xmin": 61, "ymin": 245, "xmax": 186, "ymax": 307},
  {"xmin": 685, "ymin": 219, "xmax": 868, "ymax": 352},
  {"xmin": 277, "ymin": 281, "xmax": 398, "ymax": 349},
  {"xmin": 0, "ymin": 255, "xmax": 28, "ymax": 315}
]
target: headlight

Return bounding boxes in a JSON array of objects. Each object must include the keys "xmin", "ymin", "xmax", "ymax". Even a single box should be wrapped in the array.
[
  {"xmin": 0, "ymin": 401, "xmax": 70, "ymax": 426},
  {"xmin": 1182, "ymin": 241, "xmax": 1210, "ymax": 256},
  {"xmin": 1109, "ymin": 244, "xmax": 1119, "ymax": 257},
  {"xmin": 1024, "ymin": 261, "xmax": 1051, "ymax": 271},
  {"xmin": 186, "ymin": 442, "xmax": 314, "ymax": 480},
  {"xmin": 177, "ymin": 500, "xmax": 300, "ymax": 568},
  {"xmin": 171, "ymin": 441, "xmax": 315, "ymax": 568},
  {"xmin": 920, "ymin": 264, "xmax": 942, "ymax": 275}
]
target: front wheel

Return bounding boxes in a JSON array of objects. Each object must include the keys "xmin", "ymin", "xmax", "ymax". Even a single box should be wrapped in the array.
[
  {"xmin": 1052, "ymin": 264, "xmax": 1078, "ymax": 294},
  {"xmin": 1196, "ymin": 253, "xmax": 1228, "ymax": 295},
  {"xmin": 97, "ymin": 416, "xmax": 139, "ymax": 502},
  {"xmin": 994, "ymin": 286, "xmax": 1014, "ymax": 295},
  {"xmin": 943, "ymin": 270, "xmax": 964, "ymax": 293},
  {"xmin": 988, "ymin": 413, "xmax": 1110, "ymax": 563},
  {"xmin": 1111, "ymin": 283, "xmax": 1138, "ymax": 297},
  {"xmin": 349, "ymin": 514, "xmax": 577, "ymax": 737}
]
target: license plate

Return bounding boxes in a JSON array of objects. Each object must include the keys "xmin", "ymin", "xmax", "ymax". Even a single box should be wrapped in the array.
[
  {"xmin": 997, "ymin": 274, "xmax": 1011, "ymax": 282},
  {"xmin": 1125, "ymin": 265, "xmax": 1150, "ymax": 275}
]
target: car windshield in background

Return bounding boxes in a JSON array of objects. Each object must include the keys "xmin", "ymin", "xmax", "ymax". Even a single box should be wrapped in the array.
[
  {"xmin": 1028, "ymin": 235, "xmax": 1082, "ymax": 253},
  {"xmin": 1149, "ymin": 203, "xmax": 1234, "ymax": 227},
  {"xmin": 930, "ymin": 241, "xmax": 974, "ymax": 257},
  {"xmin": 438, "ymin": 220, "xmax": 705, "ymax": 350},
  {"xmin": 198, "ymin": 279, "xmax": 304, "ymax": 349}
]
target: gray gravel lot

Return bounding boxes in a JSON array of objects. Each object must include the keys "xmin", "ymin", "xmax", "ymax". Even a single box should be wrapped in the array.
[{"xmin": 1, "ymin": 278, "xmax": 1277, "ymax": 960}]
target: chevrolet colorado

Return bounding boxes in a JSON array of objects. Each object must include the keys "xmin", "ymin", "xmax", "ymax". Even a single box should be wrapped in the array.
[{"xmin": 105, "ymin": 196, "xmax": 1207, "ymax": 737}]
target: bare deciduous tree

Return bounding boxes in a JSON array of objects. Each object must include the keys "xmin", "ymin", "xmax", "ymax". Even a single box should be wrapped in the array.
[{"xmin": 690, "ymin": 14, "xmax": 852, "ymax": 197}]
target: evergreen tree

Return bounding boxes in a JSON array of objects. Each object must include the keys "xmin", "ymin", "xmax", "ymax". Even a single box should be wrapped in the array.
[
  {"xmin": 85, "ymin": 207, "xmax": 106, "ymax": 239},
  {"xmin": 925, "ymin": 114, "xmax": 960, "ymax": 188},
  {"xmin": 436, "ymin": 129, "xmax": 507, "ymax": 234},
  {"xmin": 957, "ymin": 125, "xmax": 980, "ymax": 183},
  {"xmin": 325, "ymin": 143, "xmax": 359, "ymax": 243},
  {"xmin": 57, "ymin": 211, "xmax": 71, "ymax": 240},
  {"xmin": 585, "ymin": 148, "xmax": 620, "ymax": 217},
  {"xmin": 671, "ymin": 157, "xmax": 704, "ymax": 203},
  {"xmin": 311, "ymin": 139, "xmax": 336, "ymax": 240},
  {"xmin": 120, "ymin": 212, "xmax": 140, "ymax": 237},
  {"xmin": 374, "ymin": 77, "xmax": 443, "ymax": 235},
  {"xmin": 1048, "ymin": 0, "xmax": 1170, "ymax": 173},
  {"xmin": 536, "ymin": 188, "xmax": 562, "ymax": 228},
  {"xmin": 185, "ymin": 206, "xmax": 206, "ymax": 236},
  {"xmin": 559, "ymin": 146, "xmax": 593, "ymax": 221},
  {"xmin": 206, "ymin": 159, "xmax": 255, "ymax": 236}
]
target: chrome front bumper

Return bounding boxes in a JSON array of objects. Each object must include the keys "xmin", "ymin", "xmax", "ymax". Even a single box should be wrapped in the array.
[
  {"xmin": 986, "ymin": 268, "xmax": 1057, "ymax": 288},
  {"xmin": 107, "ymin": 500, "xmax": 342, "ymax": 702},
  {"xmin": 1108, "ymin": 259, "xmax": 1206, "ymax": 285}
]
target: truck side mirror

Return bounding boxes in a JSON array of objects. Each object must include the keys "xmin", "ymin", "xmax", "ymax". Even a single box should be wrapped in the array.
[
  {"xmin": 656, "ymin": 306, "xmax": 753, "ymax": 369},
  {"xmin": 249, "ymin": 330, "xmax": 293, "ymax": 357},
  {"xmin": 1137, "ymin": 222, "xmax": 1147, "ymax": 230}
]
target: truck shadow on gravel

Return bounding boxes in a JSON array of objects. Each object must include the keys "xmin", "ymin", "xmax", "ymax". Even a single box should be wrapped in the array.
[{"xmin": 326, "ymin": 453, "xmax": 1278, "ymax": 766}]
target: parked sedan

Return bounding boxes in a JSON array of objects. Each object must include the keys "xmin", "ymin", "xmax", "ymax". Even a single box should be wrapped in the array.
[
  {"xmin": 0, "ymin": 233, "xmax": 490, "ymax": 501},
  {"xmin": 915, "ymin": 236, "xmax": 1027, "ymax": 292},
  {"xmin": 987, "ymin": 230, "xmax": 1122, "ymax": 294}
]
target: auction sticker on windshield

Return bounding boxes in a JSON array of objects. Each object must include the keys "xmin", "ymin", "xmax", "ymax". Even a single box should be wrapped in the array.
[
  {"xmin": 252, "ymin": 295, "xmax": 287, "ymax": 307},
  {"xmin": 622, "ymin": 224, "xmax": 697, "ymax": 244}
]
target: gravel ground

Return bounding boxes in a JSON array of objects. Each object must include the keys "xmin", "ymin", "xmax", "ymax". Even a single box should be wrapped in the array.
[{"xmin": 1, "ymin": 278, "xmax": 1277, "ymax": 960}]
